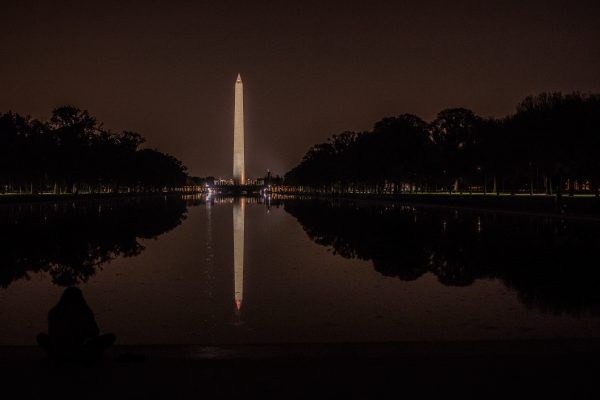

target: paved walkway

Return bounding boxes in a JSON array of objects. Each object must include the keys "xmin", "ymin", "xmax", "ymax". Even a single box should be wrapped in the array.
[{"xmin": 1, "ymin": 340, "xmax": 599, "ymax": 398}]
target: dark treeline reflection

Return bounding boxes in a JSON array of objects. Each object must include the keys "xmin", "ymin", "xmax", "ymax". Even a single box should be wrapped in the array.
[
  {"xmin": 285, "ymin": 199, "xmax": 600, "ymax": 316},
  {"xmin": 0, "ymin": 196, "xmax": 187, "ymax": 287}
]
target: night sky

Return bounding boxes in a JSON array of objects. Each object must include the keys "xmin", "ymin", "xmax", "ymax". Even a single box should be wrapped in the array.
[{"xmin": 1, "ymin": 1, "xmax": 599, "ymax": 177}]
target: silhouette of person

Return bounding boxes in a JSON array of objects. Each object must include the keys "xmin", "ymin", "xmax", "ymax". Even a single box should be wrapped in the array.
[{"xmin": 36, "ymin": 287, "xmax": 115, "ymax": 360}]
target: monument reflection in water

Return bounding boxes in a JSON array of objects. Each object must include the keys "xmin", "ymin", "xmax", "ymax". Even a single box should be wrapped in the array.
[
  {"xmin": 233, "ymin": 198, "xmax": 244, "ymax": 318},
  {"xmin": 2, "ymin": 195, "xmax": 600, "ymax": 345}
]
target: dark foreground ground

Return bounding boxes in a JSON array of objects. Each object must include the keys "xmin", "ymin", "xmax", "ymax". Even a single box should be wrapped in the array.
[{"xmin": 1, "ymin": 340, "xmax": 599, "ymax": 399}]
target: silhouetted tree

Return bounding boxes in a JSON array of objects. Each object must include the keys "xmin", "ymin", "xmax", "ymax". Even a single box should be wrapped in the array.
[
  {"xmin": 285, "ymin": 92, "xmax": 600, "ymax": 197},
  {"xmin": 430, "ymin": 108, "xmax": 481, "ymax": 193},
  {"xmin": 0, "ymin": 106, "xmax": 188, "ymax": 194}
]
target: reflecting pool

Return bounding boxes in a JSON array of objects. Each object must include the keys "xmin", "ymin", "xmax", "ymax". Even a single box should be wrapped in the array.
[{"xmin": 1, "ymin": 195, "xmax": 600, "ymax": 345}]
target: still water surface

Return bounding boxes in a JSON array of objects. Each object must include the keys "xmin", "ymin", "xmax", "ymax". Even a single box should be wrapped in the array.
[{"xmin": 1, "ymin": 195, "xmax": 599, "ymax": 345}]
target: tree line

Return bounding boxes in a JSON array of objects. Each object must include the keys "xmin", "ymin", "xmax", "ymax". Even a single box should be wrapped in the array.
[
  {"xmin": 0, "ymin": 106, "xmax": 188, "ymax": 194},
  {"xmin": 285, "ymin": 92, "xmax": 600, "ymax": 197}
]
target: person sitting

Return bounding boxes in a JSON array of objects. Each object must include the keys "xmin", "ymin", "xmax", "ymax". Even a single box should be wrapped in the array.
[{"xmin": 36, "ymin": 286, "xmax": 115, "ymax": 360}]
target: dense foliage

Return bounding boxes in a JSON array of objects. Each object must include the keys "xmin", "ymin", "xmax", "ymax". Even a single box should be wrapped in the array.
[
  {"xmin": 0, "ymin": 106, "xmax": 188, "ymax": 193},
  {"xmin": 285, "ymin": 93, "xmax": 600, "ymax": 196}
]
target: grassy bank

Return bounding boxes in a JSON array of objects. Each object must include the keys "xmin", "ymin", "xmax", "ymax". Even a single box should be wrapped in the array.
[
  {"xmin": 279, "ymin": 191, "xmax": 600, "ymax": 219},
  {"xmin": 0, "ymin": 191, "xmax": 199, "ymax": 205}
]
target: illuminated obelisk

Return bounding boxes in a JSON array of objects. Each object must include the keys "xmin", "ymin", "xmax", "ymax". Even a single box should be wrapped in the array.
[
  {"xmin": 233, "ymin": 73, "xmax": 245, "ymax": 184},
  {"xmin": 233, "ymin": 198, "xmax": 245, "ymax": 313}
]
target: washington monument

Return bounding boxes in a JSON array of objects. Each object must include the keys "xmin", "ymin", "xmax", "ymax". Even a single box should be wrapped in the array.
[{"xmin": 233, "ymin": 73, "xmax": 245, "ymax": 184}]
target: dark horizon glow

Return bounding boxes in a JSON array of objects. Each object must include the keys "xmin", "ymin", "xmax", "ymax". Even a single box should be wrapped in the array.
[{"xmin": 1, "ymin": 1, "xmax": 599, "ymax": 177}]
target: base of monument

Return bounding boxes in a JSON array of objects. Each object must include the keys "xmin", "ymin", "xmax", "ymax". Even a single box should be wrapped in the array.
[{"xmin": 213, "ymin": 185, "xmax": 265, "ymax": 195}]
